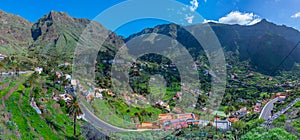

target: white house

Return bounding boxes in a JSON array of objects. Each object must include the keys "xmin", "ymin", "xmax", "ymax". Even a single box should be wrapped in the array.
[
  {"xmin": 35, "ymin": 67, "xmax": 43, "ymax": 74},
  {"xmin": 65, "ymin": 74, "xmax": 71, "ymax": 80}
]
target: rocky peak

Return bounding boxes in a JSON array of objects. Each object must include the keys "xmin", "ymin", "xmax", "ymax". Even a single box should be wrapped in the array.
[
  {"xmin": 31, "ymin": 11, "xmax": 76, "ymax": 41},
  {"xmin": 251, "ymin": 18, "xmax": 300, "ymax": 43},
  {"xmin": 253, "ymin": 19, "xmax": 275, "ymax": 27},
  {"xmin": 46, "ymin": 11, "xmax": 74, "ymax": 23}
]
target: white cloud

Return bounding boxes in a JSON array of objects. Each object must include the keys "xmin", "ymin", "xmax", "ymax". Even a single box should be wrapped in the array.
[
  {"xmin": 185, "ymin": 15, "xmax": 194, "ymax": 24},
  {"xmin": 211, "ymin": 11, "xmax": 261, "ymax": 25},
  {"xmin": 203, "ymin": 19, "xmax": 218, "ymax": 23},
  {"xmin": 219, "ymin": 11, "xmax": 261, "ymax": 25},
  {"xmin": 291, "ymin": 12, "xmax": 300, "ymax": 18},
  {"xmin": 189, "ymin": 0, "xmax": 199, "ymax": 12}
]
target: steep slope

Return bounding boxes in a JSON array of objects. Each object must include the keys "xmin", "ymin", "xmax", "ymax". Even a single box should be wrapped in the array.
[
  {"xmin": 207, "ymin": 20, "xmax": 300, "ymax": 74},
  {"xmin": 1, "ymin": 9, "xmax": 300, "ymax": 75},
  {"xmin": 30, "ymin": 11, "xmax": 123, "ymax": 59},
  {"xmin": 126, "ymin": 20, "xmax": 300, "ymax": 75},
  {"xmin": 126, "ymin": 23, "xmax": 206, "ymax": 59},
  {"xmin": 0, "ymin": 10, "xmax": 32, "ymax": 54}
]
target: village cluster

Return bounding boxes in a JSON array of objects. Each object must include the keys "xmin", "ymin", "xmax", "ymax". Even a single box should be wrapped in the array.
[{"xmin": 28, "ymin": 61, "xmax": 291, "ymax": 132}]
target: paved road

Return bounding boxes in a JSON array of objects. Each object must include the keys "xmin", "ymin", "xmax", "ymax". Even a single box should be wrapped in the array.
[
  {"xmin": 259, "ymin": 97, "xmax": 278, "ymax": 120},
  {"xmin": 261, "ymin": 97, "xmax": 300, "ymax": 126},
  {"xmin": 79, "ymin": 99, "xmax": 157, "ymax": 133},
  {"xmin": 1, "ymin": 71, "xmax": 34, "ymax": 77},
  {"xmin": 80, "ymin": 102, "xmax": 134, "ymax": 132}
]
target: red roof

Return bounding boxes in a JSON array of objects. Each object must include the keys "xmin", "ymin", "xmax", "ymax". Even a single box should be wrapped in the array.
[
  {"xmin": 279, "ymin": 96, "xmax": 286, "ymax": 98},
  {"xmin": 214, "ymin": 117, "xmax": 221, "ymax": 121}
]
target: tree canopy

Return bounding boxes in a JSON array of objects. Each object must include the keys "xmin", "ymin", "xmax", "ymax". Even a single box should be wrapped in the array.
[{"xmin": 241, "ymin": 127, "xmax": 297, "ymax": 140}]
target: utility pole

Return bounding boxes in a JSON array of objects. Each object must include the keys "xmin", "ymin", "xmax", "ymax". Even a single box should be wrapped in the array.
[{"xmin": 215, "ymin": 113, "xmax": 218, "ymax": 135}]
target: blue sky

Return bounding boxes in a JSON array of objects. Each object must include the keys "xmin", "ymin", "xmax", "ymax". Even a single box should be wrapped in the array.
[{"xmin": 1, "ymin": 0, "xmax": 300, "ymax": 37}]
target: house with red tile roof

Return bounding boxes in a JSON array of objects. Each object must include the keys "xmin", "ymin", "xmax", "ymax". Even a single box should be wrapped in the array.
[{"xmin": 254, "ymin": 103, "xmax": 261, "ymax": 113}]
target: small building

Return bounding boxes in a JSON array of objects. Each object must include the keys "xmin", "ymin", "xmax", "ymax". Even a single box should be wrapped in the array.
[
  {"xmin": 198, "ymin": 120, "xmax": 210, "ymax": 127},
  {"xmin": 284, "ymin": 90, "xmax": 292, "ymax": 93},
  {"xmin": 34, "ymin": 67, "xmax": 43, "ymax": 74},
  {"xmin": 268, "ymin": 77, "xmax": 273, "ymax": 81},
  {"xmin": 245, "ymin": 73, "xmax": 254, "ymax": 78},
  {"xmin": 228, "ymin": 117, "xmax": 239, "ymax": 123},
  {"xmin": 0, "ymin": 53, "xmax": 7, "ymax": 61},
  {"xmin": 212, "ymin": 120, "xmax": 231, "ymax": 130},
  {"xmin": 235, "ymin": 107, "xmax": 247, "ymax": 118},
  {"xmin": 65, "ymin": 86, "xmax": 75, "ymax": 96},
  {"xmin": 138, "ymin": 122, "xmax": 159, "ymax": 129},
  {"xmin": 56, "ymin": 71, "xmax": 63, "ymax": 78},
  {"xmin": 173, "ymin": 92, "xmax": 182, "ymax": 100},
  {"xmin": 71, "ymin": 79, "xmax": 78, "ymax": 86},
  {"xmin": 278, "ymin": 96, "xmax": 286, "ymax": 102},
  {"xmin": 175, "ymin": 113, "xmax": 195, "ymax": 120},
  {"xmin": 64, "ymin": 62, "xmax": 71, "ymax": 66},
  {"xmin": 95, "ymin": 92, "xmax": 103, "ymax": 99},
  {"xmin": 159, "ymin": 114, "xmax": 173, "ymax": 121},
  {"xmin": 59, "ymin": 94, "xmax": 73, "ymax": 102},
  {"xmin": 86, "ymin": 93, "xmax": 95, "ymax": 102},
  {"xmin": 172, "ymin": 107, "xmax": 181, "ymax": 113},
  {"xmin": 254, "ymin": 103, "xmax": 261, "ymax": 113},
  {"xmin": 106, "ymin": 91, "xmax": 115, "ymax": 97},
  {"xmin": 65, "ymin": 74, "xmax": 71, "ymax": 80}
]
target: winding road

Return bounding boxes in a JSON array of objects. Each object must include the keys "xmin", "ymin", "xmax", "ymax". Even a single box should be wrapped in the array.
[
  {"xmin": 259, "ymin": 97, "xmax": 278, "ymax": 120},
  {"xmin": 80, "ymin": 102, "xmax": 136, "ymax": 132},
  {"xmin": 1, "ymin": 71, "xmax": 34, "ymax": 77},
  {"xmin": 79, "ymin": 98, "xmax": 157, "ymax": 133},
  {"xmin": 260, "ymin": 97, "xmax": 300, "ymax": 126}
]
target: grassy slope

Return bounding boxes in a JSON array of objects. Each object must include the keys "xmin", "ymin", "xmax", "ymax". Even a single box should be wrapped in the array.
[{"xmin": 0, "ymin": 76, "xmax": 82, "ymax": 139}]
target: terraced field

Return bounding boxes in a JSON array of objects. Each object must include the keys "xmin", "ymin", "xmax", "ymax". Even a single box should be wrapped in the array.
[
  {"xmin": 0, "ymin": 77, "xmax": 19, "ymax": 139},
  {"xmin": 0, "ymin": 76, "xmax": 82, "ymax": 139}
]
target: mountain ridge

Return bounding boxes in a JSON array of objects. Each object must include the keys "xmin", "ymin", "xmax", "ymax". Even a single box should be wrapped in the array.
[
  {"xmin": 125, "ymin": 19, "xmax": 300, "ymax": 75},
  {"xmin": 0, "ymin": 10, "xmax": 33, "ymax": 54},
  {"xmin": 1, "ymin": 10, "xmax": 300, "ymax": 75}
]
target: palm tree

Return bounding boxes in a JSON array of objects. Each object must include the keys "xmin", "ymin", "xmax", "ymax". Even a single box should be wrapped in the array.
[
  {"xmin": 28, "ymin": 72, "xmax": 40, "ymax": 98},
  {"xmin": 0, "ymin": 62, "xmax": 6, "ymax": 77},
  {"xmin": 11, "ymin": 62, "xmax": 17, "ymax": 77},
  {"xmin": 50, "ymin": 72, "xmax": 57, "ymax": 87},
  {"xmin": 67, "ymin": 96, "xmax": 82, "ymax": 137},
  {"xmin": 58, "ymin": 76, "xmax": 63, "ymax": 91},
  {"xmin": 225, "ymin": 106, "xmax": 231, "ymax": 116},
  {"xmin": 62, "ymin": 77, "xmax": 70, "ymax": 88},
  {"xmin": 15, "ymin": 63, "xmax": 21, "ymax": 77}
]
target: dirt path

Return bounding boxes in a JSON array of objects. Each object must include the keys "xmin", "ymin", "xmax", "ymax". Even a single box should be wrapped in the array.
[
  {"xmin": 0, "ymin": 79, "xmax": 10, "ymax": 90},
  {"xmin": 1, "ymin": 79, "xmax": 24, "ymax": 108}
]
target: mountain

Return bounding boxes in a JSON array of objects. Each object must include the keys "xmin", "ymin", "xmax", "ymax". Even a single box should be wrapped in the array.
[
  {"xmin": 0, "ymin": 10, "xmax": 123, "ymax": 58},
  {"xmin": 31, "ymin": 11, "xmax": 123, "ymax": 58},
  {"xmin": 126, "ymin": 19, "xmax": 300, "ymax": 75},
  {"xmin": 0, "ymin": 10, "xmax": 32, "ymax": 54},
  {"xmin": 1, "ymin": 10, "xmax": 300, "ymax": 75}
]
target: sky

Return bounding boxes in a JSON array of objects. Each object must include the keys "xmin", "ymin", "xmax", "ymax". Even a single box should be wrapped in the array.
[{"xmin": 0, "ymin": 0, "xmax": 300, "ymax": 37}]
